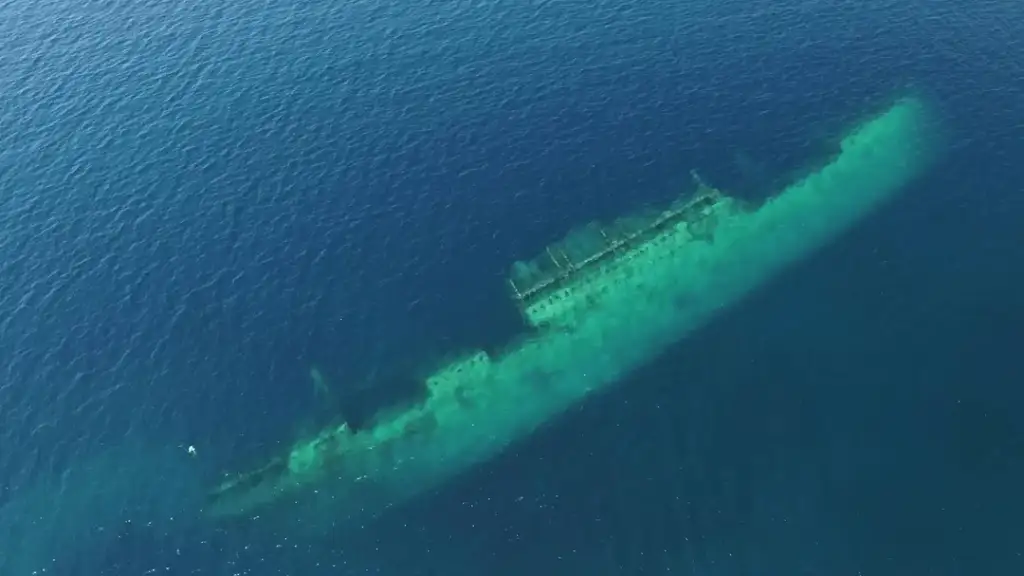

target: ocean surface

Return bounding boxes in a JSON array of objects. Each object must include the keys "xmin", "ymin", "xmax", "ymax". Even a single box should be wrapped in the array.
[{"xmin": 0, "ymin": 0, "xmax": 1022, "ymax": 574}]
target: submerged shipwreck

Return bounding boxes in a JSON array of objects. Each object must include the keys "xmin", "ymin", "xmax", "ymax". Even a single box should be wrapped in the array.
[{"xmin": 206, "ymin": 97, "xmax": 938, "ymax": 523}]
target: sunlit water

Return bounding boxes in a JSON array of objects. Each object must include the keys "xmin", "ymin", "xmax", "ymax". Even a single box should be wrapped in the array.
[{"xmin": 1, "ymin": 0, "xmax": 1022, "ymax": 574}]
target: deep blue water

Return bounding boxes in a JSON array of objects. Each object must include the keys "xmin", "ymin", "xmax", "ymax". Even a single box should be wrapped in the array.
[{"xmin": 0, "ymin": 0, "xmax": 1022, "ymax": 574}]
